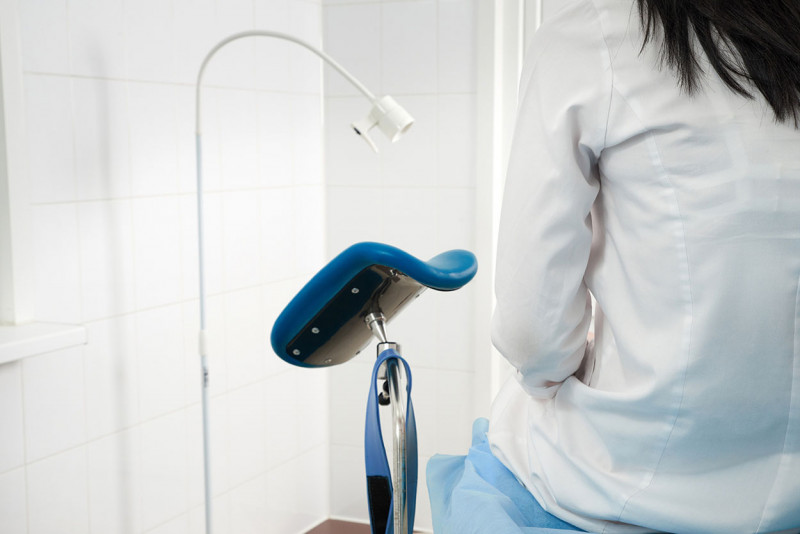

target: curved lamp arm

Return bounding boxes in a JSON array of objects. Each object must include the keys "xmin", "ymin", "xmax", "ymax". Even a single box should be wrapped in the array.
[
  {"xmin": 195, "ymin": 30, "xmax": 375, "ymax": 132},
  {"xmin": 193, "ymin": 30, "xmax": 414, "ymax": 534}
]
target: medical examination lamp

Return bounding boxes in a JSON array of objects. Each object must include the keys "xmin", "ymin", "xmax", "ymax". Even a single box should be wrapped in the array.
[{"xmin": 194, "ymin": 30, "xmax": 414, "ymax": 534}]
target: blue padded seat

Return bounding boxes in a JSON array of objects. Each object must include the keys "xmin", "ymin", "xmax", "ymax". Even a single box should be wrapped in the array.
[{"xmin": 271, "ymin": 242, "xmax": 477, "ymax": 368}]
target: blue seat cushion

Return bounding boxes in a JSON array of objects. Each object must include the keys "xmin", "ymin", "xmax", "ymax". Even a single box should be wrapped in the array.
[
  {"xmin": 272, "ymin": 242, "xmax": 477, "ymax": 367},
  {"xmin": 427, "ymin": 418, "xmax": 585, "ymax": 534}
]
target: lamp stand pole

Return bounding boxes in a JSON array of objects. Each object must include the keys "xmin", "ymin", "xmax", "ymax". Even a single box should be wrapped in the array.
[{"xmin": 194, "ymin": 30, "xmax": 383, "ymax": 534}]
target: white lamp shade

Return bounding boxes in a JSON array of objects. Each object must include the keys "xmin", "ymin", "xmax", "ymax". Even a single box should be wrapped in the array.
[{"xmin": 352, "ymin": 95, "xmax": 414, "ymax": 152}]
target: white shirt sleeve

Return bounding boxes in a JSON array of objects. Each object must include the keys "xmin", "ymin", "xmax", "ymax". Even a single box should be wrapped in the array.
[{"xmin": 491, "ymin": 0, "xmax": 612, "ymax": 399}]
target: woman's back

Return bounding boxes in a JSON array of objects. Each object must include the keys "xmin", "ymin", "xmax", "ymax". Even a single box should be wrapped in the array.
[{"xmin": 488, "ymin": 0, "xmax": 800, "ymax": 532}]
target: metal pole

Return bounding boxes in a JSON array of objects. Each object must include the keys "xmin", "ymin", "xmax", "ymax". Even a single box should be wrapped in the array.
[
  {"xmin": 195, "ymin": 31, "xmax": 382, "ymax": 534},
  {"xmin": 386, "ymin": 358, "xmax": 407, "ymax": 534}
]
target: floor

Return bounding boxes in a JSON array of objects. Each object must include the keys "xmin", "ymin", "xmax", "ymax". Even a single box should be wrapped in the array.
[
  {"xmin": 305, "ymin": 520, "xmax": 371, "ymax": 534},
  {"xmin": 306, "ymin": 519, "xmax": 425, "ymax": 533}
]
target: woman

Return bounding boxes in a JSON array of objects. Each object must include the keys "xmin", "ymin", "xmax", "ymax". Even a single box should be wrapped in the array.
[{"xmin": 489, "ymin": 0, "xmax": 800, "ymax": 532}]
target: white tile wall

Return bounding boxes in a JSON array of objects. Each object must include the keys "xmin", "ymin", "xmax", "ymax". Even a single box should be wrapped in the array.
[
  {"xmin": 264, "ymin": 447, "xmax": 329, "ymax": 532},
  {"xmin": 132, "ymin": 197, "xmax": 183, "ymax": 309},
  {"xmin": 438, "ymin": 0, "xmax": 478, "ymax": 93},
  {"xmin": 292, "ymin": 186, "xmax": 326, "ymax": 273},
  {"xmin": 228, "ymin": 474, "xmax": 270, "ymax": 532},
  {"xmin": 136, "ymin": 305, "xmax": 187, "ymax": 421},
  {"xmin": 140, "ymin": 411, "xmax": 189, "ymax": 530},
  {"xmin": 291, "ymin": 95, "xmax": 325, "ymax": 186},
  {"xmin": 147, "ymin": 514, "xmax": 190, "ymax": 534},
  {"xmin": 379, "ymin": 96, "xmax": 439, "ymax": 188},
  {"xmin": 222, "ymin": 192, "xmax": 263, "ymax": 291},
  {"xmin": 0, "ymin": 362, "xmax": 24, "ymax": 473},
  {"xmin": 203, "ymin": 0, "xmax": 257, "ymax": 89},
  {"xmin": 24, "ymin": 74, "xmax": 75, "ymax": 204},
  {"xmin": 289, "ymin": 2, "xmax": 325, "ymax": 94},
  {"xmin": 124, "ymin": 0, "xmax": 177, "ymax": 83},
  {"xmin": 325, "ymin": 186, "xmax": 384, "ymax": 254},
  {"xmin": 260, "ymin": 188, "xmax": 298, "ymax": 281},
  {"xmin": 19, "ymin": 0, "xmax": 70, "ymax": 75},
  {"xmin": 15, "ymin": 0, "xmax": 481, "ymax": 532},
  {"xmin": 27, "ymin": 447, "xmax": 89, "ymax": 534},
  {"xmin": 328, "ymin": 444, "xmax": 366, "ymax": 520},
  {"xmin": 84, "ymin": 314, "xmax": 139, "ymax": 439},
  {"xmin": 324, "ymin": 98, "xmax": 382, "ymax": 187},
  {"xmin": 68, "ymin": 0, "xmax": 127, "ymax": 79},
  {"xmin": 22, "ymin": 347, "xmax": 87, "ymax": 463},
  {"xmin": 264, "ymin": 370, "xmax": 301, "ymax": 470},
  {"xmin": 128, "ymin": 84, "xmax": 180, "ymax": 197},
  {"xmin": 217, "ymin": 90, "xmax": 260, "ymax": 191},
  {"xmin": 322, "ymin": 3, "xmax": 381, "ymax": 98},
  {"xmin": 172, "ymin": 0, "xmax": 217, "ymax": 86},
  {"xmin": 437, "ymin": 94, "xmax": 477, "ymax": 187},
  {"xmin": 224, "ymin": 288, "xmax": 268, "ymax": 389},
  {"xmin": 87, "ymin": 427, "xmax": 143, "ymax": 533},
  {"xmin": 253, "ymin": 0, "xmax": 292, "ymax": 93},
  {"xmin": 19, "ymin": 0, "xmax": 328, "ymax": 533},
  {"xmin": 381, "ymin": 1, "xmax": 438, "ymax": 95},
  {"xmin": 78, "ymin": 200, "xmax": 136, "ymax": 321},
  {"xmin": 255, "ymin": 92, "xmax": 294, "ymax": 187},
  {"xmin": 0, "ymin": 467, "xmax": 27, "ymax": 533},
  {"xmin": 72, "ymin": 78, "xmax": 132, "ymax": 201},
  {"xmin": 32, "ymin": 204, "xmax": 82, "ymax": 323},
  {"xmin": 227, "ymin": 382, "xmax": 267, "ymax": 486}
]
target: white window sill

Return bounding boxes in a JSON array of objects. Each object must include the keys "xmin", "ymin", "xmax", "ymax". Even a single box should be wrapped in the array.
[{"xmin": 0, "ymin": 322, "xmax": 87, "ymax": 365}]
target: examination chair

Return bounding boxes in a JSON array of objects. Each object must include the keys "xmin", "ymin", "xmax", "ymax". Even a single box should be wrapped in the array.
[
  {"xmin": 272, "ymin": 242, "xmax": 477, "ymax": 534},
  {"xmin": 271, "ymin": 241, "xmax": 586, "ymax": 533}
]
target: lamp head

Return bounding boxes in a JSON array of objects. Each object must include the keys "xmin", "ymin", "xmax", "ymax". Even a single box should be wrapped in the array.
[{"xmin": 352, "ymin": 96, "xmax": 414, "ymax": 152}]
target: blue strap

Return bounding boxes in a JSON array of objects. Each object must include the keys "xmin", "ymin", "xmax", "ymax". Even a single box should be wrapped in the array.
[{"xmin": 365, "ymin": 349, "xmax": 418, "ymax": 534}]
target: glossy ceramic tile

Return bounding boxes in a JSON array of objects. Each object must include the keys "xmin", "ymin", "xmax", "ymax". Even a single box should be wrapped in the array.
[
  {"xmin": 84, "ymin": 315, "xmax": 139, "ymax": 439},
  {"xmin": 72, "ymin": 78, "xmax": 132, "ymax": 201},
  {"xmin": 68, "ymin": 0, "xmax": 126, "ymax": 79},
  {"xmin": 136, "ymin": 305, "xmax": 186, "ymax": 421},
  {"xmin": 222, "ymin": 191, "xmax": 262, "ymax": 291},
  {"xmin": 32, "ymin": 204, "xmax": 82, "ymax": 323},
  {"xmin": 0, "ymin": 468, "xmax": 27, "ymax": 533},
  {"xmin": 87, "ymin": 428, "xmax": 143, "ymax": 533},
  {"xmin": 438, "ymin": 0, "xmax": 478, "ymax": 93},
  {"xmin": 322, "ymin": 3, "xmax": 381, "ymax": 97},
  {"xmin": 381, "ymin": 1, "xmax": 438, "ymax": 95},
  {"xmin": 132, "ymin": 196, "xmax": 183, "ymax": 309},
  {"xmin": 128, "ymin": 84, "xmax": 180, "ymax": 197},
  {"xmin": 26, "ymin": 447, "xmax": 89, "ymax": 534},
  {"xmin": 78, "ymin": 200, "xmax": 136, "ymax": 321},
  {"xmin": 0, "ymin": 362, "xmax": 24, "ymax": 473},
  {"xmin": 24, "ymin": 74, "xmax": 75, "ymax": 204},
  {"xmin": 140, "ymin": 411, "xmax": 189, "ymax": 530},
  {"xmin": 124, "ymin": 0, "xmax": 176, "ymax": 82},
  {"xmin": 22, "ymin": 347, "xmax": 86, "ymax": 463},
  {"xmin": 19, "ymin": 0, "xmax": 69, "ymax": 74}
]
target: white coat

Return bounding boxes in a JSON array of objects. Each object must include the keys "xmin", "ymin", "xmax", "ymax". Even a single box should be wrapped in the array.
[{"xmin": 487, "ymin": 0, "xmax": 800, "ymax": 532}]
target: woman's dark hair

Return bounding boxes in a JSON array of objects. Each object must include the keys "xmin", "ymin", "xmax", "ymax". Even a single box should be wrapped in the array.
[{"xmin": 637, "ymin": 0, "xmax": 800, "ymax": 126}]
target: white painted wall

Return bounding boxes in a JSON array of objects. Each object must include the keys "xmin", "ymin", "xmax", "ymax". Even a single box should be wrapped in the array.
[
  {"xmin": 322, "ymin": 0, "xmax": 482, "ymax": 530},
  {"xmin": 0, "ymin": 1, "xmax": 329, "ymax": 533}
]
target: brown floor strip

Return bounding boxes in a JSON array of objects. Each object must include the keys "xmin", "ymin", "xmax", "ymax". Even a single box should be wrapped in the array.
[
  {"xmin": 306, "ymin": 519, "xmax": 371, "ymax": 534},
  {"xmin": 306, "ymin": 519, "xmax": 426, "ymax": 534}
]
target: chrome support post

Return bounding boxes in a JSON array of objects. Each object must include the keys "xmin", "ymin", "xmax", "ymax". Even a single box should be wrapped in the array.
[
  {"xmin": 365, "ymin": 312, "xmax": 389, "ymax": 344},
  {"xmin": 386, "ymin": 357, "xmax": 408, "ymax": 534},
  {"xmin": 365, "ymin": 312, "xmax": 408, "ymax": 534}
]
